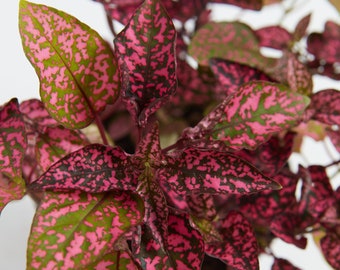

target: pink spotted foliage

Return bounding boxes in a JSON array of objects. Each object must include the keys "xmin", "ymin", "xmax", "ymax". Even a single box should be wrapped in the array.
[
  {"xmin": 114, "ymin": 0, "xmax": 177, "ymax": 126},
  {"xmin": 2, "ymin": 0, "xmax": 340, "ymax": 269}
]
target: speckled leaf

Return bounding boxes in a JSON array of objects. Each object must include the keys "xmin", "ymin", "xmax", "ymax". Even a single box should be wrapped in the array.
[
  {"xmin": 20, "ymin": 99, "xmax": 58, "ymax": 128},
  {"xmin": 19, "ymin": 1, "xmax": 120, "ymax": 129},
  {"xmin": 27, "ymin": 190, "xmax": 144, "ymax": 269},
  {"xmin": 0, "ymin": 99, "xmax": 26, "ymax": 210},
  {"xmin": 255, "ymin": 26, "xmax": 292, "ymax": 49},
  {"xmin": 327, "ymin": 127, "xmax": 340, "ymax": 152},
  {"xmin": 320, "ymin": 233, "xmax": 340, "ymax": 270},
  {"xmin": 188, "ymin": 21, "xmax": 276, "ymax": 71},
  {"xmin": 298, "ymin": 165, "xmax": 336, "ymax": 220},
  {"xmin": 205, "ymin": 211, "xmax": 259, "ymax": 270},
  {"xmin": 268, "ymin": 52, "xmax": 313, "ymax": 95},
  {"xmin": 30, "ymin": 144, "xmax": 137, "ymax": 192},
  {"xmin": 114, "ymin": 0, "xmax": 177, "ymax": 126},
  {"xmin": 184, "ymin": 81, "xmax": 310, "ymax": 150},
  {"xmin": 161, "ymin": 147, "xmax": 281, "ymax": 196},
  {"xmin": 88, "ymin": 250, "xmax": 139, "ymax": 269},
  {"xmin": 187, "ymin": 193, "xmax": 217, "ymax": 221},
  {"xmin": 36, "ymin": 126, "xmax": 89, "ymax": 171},
  {"xmin": 309, "ymin": 89, "xmax": 340, "ymax": 125},
  {"xmin": 209, "ymin": 58, "xmax": 272, "ymax": 97},
  {"xmin": 293, "ymin": 14, "xmax": 311, "ymax": 41},
  {"xmin": 272, "ymin": 257, "xmax": 302, "ymax": 270},
  {"xmin": 307, "ymin": 21, "xmax": 340, "ymax": 64},
  {"xmin": 270, "ymin": 212, "xmax": 307, "ymax": 248}
]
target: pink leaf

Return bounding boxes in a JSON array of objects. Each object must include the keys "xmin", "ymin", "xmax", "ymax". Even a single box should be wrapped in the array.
[
  {"xmin": 27, "ymin": 190, "xmax": 144, "ymax": 269},
  {"xmin": 255, "ymin": 26, "xmax": 292, "ymax": 49},
  {"xmin": 320, "ymin": 232, "xmax": 340, "ymax": 269},
  {"xmin": 19, "ymin": 1, "xmax": 120, "ymax": 128},
  {"xmin": 309, "ymin": 89, "xmax": 340, "ymax": 125},
  {"xmin": 272, "ymin": 257, "xmax": 302, "ymax": 270},
  {"xmin": 0, "ymin": 99, "xmax": 26, "ymax": 210},
  {"xmin": 205, "ymin": 211, "xmax": 259, "ymax": 270},
  {"xmin": 114, "ymin": 0, "xmax": 177, "ymax": 126},
  {"xmin": 35, "ymin": 126, "xmax": 89, "ymax": 171},
  {"xmin": 183, "ymin": 81, "xmax": 310, "ymax": 150},
  {"xmin": 30, "ymin": 144, "xmax": 137, "ymax": 192},
  {"xmin": 161, "ymin": 147, "xmax": 281, "ymax": 196}
]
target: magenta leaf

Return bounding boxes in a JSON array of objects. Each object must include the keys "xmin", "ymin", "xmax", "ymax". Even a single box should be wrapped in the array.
[
  {"xmin": 35, "ymin": 126, "xmax": 89, "ymax": 171},
  {"xmin": 270, "ymin": 211, "xmax": 307, "ymax": 249},
  {"xmin": 27, "ymin": 190, "xmax": 144, "ymax": 269},
  {"xmin": 114, "ymin": 0, "xmax": 177, "ymax": 126},
  {"xmin": 187, "ymin": 193, "xmax": 217, "ymax": 221},
  {"xmin": 30, "ymin": 144, "xmax": 137, "ymax": 192},
  {"xmin": 19, "ymin": 1, "xmax": 120, "ymax": 129},
  {"xmin": 308, "ymin": 89, "xmax": 340, "ymax": 126},
  {"xmin": 183, "ymin": 81, "xmax": 310, "ymax": 150},
  {"xmin": 255, "ymin": 26, "xmax": 292, "ymax": 50},
  {"xmin": 161, "ymin": 147, "xmax": 281, "ymax": 196},
  {"xmin": 209, "ymin": 58, "xmax": 272, "ymax": 97},
  {"xmin": 272, "ymin": 257, "xmax": 302, "ymax": 270},
  {"xmin": 20, "ymin": 99, "xmax": 58, "ymax": 128},
  {"xmin": 320, "ymin": 232, "xmax": 340, "ymax": 269},
  {"xmin": 188, "ymin": 21, "xmax": 276, "ymax": 71},
  {"xmin": 0, "ymin": 99, "xmax": 27, "ymax": 210},
  {"xmin": 205, "ymin": 211, "xmax": 259, "ymax": 270},
  {"xmin": 307, "ymin": 21, "xmax": 340, "ymax": 64}
]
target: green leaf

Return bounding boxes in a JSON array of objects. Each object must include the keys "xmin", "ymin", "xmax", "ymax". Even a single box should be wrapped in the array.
[
  {"xmin": 19, "ymin": 0, "xmax": 120, "ymax": 129},
  {"xmin": 27, "ymin": 190, "xmax": 144, "ymax": 269}
]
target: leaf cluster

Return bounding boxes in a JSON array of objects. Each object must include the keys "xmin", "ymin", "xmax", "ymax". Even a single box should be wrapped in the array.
[{"xmin": 1, "ymin": 0, "xmax": 340, "ymax": 269}]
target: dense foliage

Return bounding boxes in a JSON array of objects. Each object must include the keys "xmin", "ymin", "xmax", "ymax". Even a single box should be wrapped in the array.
[{"xmin": 1, "ymin": 0, "xmax": 339, "ymax": 269}]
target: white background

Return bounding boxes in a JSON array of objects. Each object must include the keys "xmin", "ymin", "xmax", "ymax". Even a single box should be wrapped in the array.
[{"xmin": 0, "ymin": 0, "xmax": 339, "ymax": 269}]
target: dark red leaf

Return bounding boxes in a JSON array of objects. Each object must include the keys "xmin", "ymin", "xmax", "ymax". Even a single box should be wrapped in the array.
[
  {"xmin": 212, "ymin": 0, "xmax": 263, "ymax": 10},
  {"xmin": 209, "ymin": 58, "xmax": 272, "ymax": 98},
  {"xmin": 327, "ymin": 127, "xmax": 340, "ymax": 152},
  {"xmin": 320, "ymin": 232, "xmax": 340, "ymax": 269},
  {"xmin": 270, "ymin": 211, "xmax": 307, "ymax": 249},
  {"xmin": 205, "ymin": 211, "xmax": 259, "ymax": 270},
  {"xmin": 30, "ymin": 144, "xmax": 137, "ymax": 192},
  {"xmin": 187, "ymin": 193, "xmax": 217, "ymax": 221},
  {"xmin": 308, "ymin": 89, "xmax": 340, "ymax": 126},
  {"xmin": 114, "ymin": 0, "xmax": 177, "ymax": 126},
  {"xmin": 255, "ymin": 26, "xmax": 292, "ymax": 50},
  {"xmin": 307, "ymin": 21, "xmax": 340, "ymax": 63},
  {"xmin": 307, "ymin": 59, "xmax": 340, "ymax": 80},
  {"xmin": 161, "ymin": 147, "xmax": 281, "ymax": 196}
]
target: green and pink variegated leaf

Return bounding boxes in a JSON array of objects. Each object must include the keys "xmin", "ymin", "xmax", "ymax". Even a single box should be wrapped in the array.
[
  {"xmin": 160, "ymin": 147, "xmax": 280, "ymax": 196},
  {"xmin": 27, "ymin": 190, "xmax": 144, "ymax": 269},
  {"xmin": 255, "ymin": 26, "xmax": 292, "ymax": 50},
  {"xmin": 88, "ymin": 250, "xmax": 139, "ymax": 269},
  {"xmin": 205, "ymin": 211, "xmax": 259, "ymax": 270},
  {"xmin": 309, "ymin": 89, "xmax": 340, "ymax": 125},
  {"xmin": 36, "ymin": 126, "xmax": 89, "ymax": 171},
  {"xmin": 20, "ymin": 99, "xmax": 58, "ymax": 128},
  {"xmin": 272, "ymin": 257, "xmax": 302, "ymax": 270},
  {"xmin": 19, "ymin": 1, "xmax": 120, "ymax": 129},
  {"xmin": 114, "ymin": 0, "xmax": 177, "ymax": 126},
  {"xmin": 320, "ymin": 232, "xmax": 340, "ymax": 270},
  {"xmin": 0, "ymin": 99, "xmax": 26, "ymax": 210},
  {"xmin": 184, "ymin": 81, "xmax": 310, "ymax": 150},
  {"xmin": 30, "ymin": 144, "xmax": 137, "ymax": 192},
  {"xmin": 209, "ymin": 58, "xmax": 272, "ymax": 97},
  {"xmin": 188, "ymin": 21, "xmax": 276, "ymax": 71}
]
